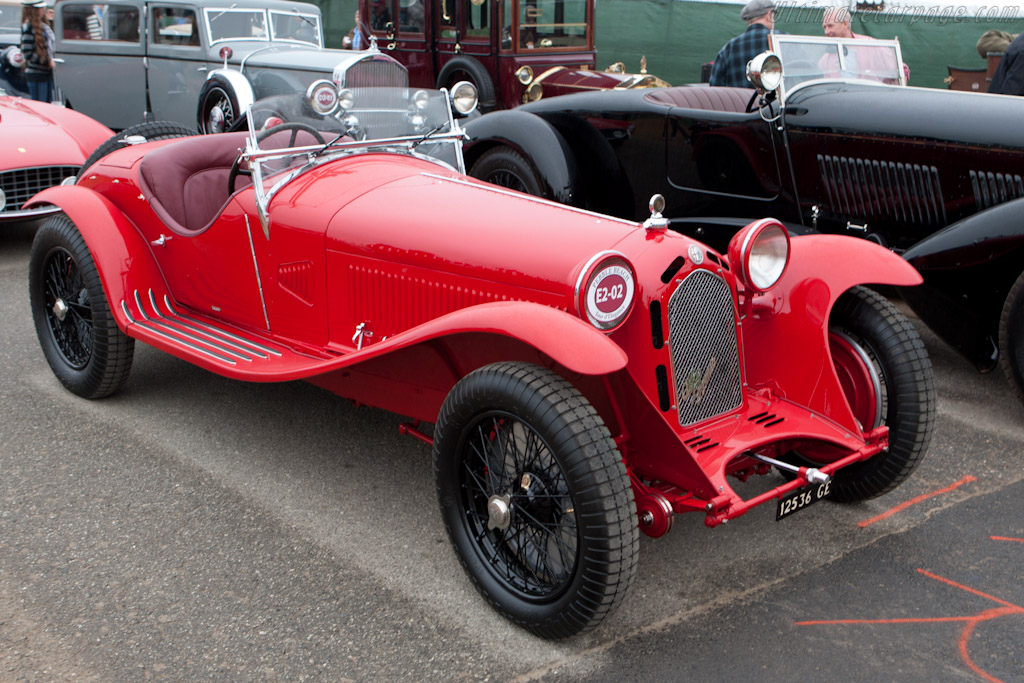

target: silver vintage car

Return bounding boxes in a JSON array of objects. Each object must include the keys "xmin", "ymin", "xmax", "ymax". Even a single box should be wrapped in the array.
[{"xmin": 53, "ymin": 0, "xmax": 407, "ymax": 132}]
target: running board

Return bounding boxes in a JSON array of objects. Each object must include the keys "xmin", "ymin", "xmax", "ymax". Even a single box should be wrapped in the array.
[{"xmin": 119, "ymin": 289, "xmax": 328, "ymax": 377}]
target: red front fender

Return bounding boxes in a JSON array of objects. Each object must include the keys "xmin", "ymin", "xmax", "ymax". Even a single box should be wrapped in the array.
[
  {"xmin": 27, "ymin": 186, "xmax": 169, "ymax": 334},
  {"xmin": 741, "ymin": 235, "xmax": 921, "ymax": 434}
]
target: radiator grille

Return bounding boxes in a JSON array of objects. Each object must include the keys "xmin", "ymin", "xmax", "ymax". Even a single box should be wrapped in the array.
[
  {"xmin": 667, "ymin": 270, "xmax": 743, "ymax": 426},
  {"xmin": 817, "ymin": 155, "xmax": 946, "ymax": 227},
  {"xmin": 341, "ymin": 58, "xmax": 409, "ymax": 89},
  {"xmin": 970, "ymin": 170, "xmax": 1024, "ymax": 210},
  {"xmin": 0, "ymin": 166, "xmax": 78, "ymax": 213}
]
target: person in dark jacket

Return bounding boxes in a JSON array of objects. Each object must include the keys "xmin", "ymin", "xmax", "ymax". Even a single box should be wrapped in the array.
[
  {"xmin": 709, "ymin": 0, "xmax": 778, "ymax": 88},
  {"xmin": 989, "ymin": 32, "xmax": 1024, "ymax": 96},
  {"xmin": 20, "ymin": 0, "xmax": 55, "ymax": 102}
]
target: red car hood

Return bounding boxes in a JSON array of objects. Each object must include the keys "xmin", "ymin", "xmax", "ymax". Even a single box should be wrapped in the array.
[{"xmin": 0, "ymin": 97, "xmax": 113, "ymax": 169}]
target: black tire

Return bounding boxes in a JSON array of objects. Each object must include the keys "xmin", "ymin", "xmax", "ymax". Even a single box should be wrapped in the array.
[
  {"xmin": 79, "ymin": 120, "xmax": 195, "ymax": 177},
  {"xmin": 437, "ymin": 56, "xmax": 496, "ymax": 112},
  {"xmin": 29, "ymin": 215, "xmax": 134, "ymax": 399},
  {"xmin": 198, "ymin": 79, "xmax": 241, "ymax": 134},
  {"xmin": 999, "ymin": 269, "xmax": 1024, "ymax": 404},
  {"xmin": 804, "ymin": 287, "xmax": 936, "ymax": 502},
  {"xmin": 470, "ymin": 145, "xmax": 543, "ymax": 197},
  {"xmin": 433, "ymin": 362, "xmax": 638, "ymax": 639}
]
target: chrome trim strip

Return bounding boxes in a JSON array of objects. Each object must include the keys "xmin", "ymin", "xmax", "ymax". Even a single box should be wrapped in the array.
[
  {"xmin": 245, "ymin": 215, "xmax": 271, "ymax": 331},
  {"xmin": 132, "ymin": 321, "xmax": 238, "ymax": 365}
]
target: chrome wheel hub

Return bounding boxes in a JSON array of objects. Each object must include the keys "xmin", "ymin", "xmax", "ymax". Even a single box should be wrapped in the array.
[
  {"xmin": 52, "ymin": 298, "xmax": 68, "ymax": 322},
  {"xmin": 208, "ymin": 106, "xmax": 225, "ymax": 134},
  {"xmin": 486, "ymin": 494, "xmax": 512, "ymax": 531}
]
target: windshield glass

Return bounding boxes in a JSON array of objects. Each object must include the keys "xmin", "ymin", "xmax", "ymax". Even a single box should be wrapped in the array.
[
  {"xmin": 769, "ymin": 35, "xmax": 904, "ymax": 98},
  {"xmin": 245, "ymin": 85, "xmax": 467, "ymax": 206},
  {"xmin": 205, "ymin": 8, "xmax": 268, "ymax": 43},
  {"xmin": 269, "ymin": 10, "xmax": 321, "ymax": 46}
]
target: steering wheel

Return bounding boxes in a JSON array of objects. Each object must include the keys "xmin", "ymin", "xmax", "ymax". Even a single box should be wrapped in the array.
[{"xmin": 228, "ymin": 122, "xmax": 327, "ymax": 194}]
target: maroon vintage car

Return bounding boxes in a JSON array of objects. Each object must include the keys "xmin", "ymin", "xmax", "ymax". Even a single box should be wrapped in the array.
[
  {"xmin": 357, "ymin": 0, "xmax": 667, "ymax": 110},
  {"xmin": 27, "ymin": 83, "xmax": 934, "ymax": 638}
]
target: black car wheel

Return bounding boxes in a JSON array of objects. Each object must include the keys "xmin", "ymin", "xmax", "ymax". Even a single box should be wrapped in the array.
[
  {"xmin": 433, "ymin": 362, "xmax": 638, "ymax": 639},
  {"xmin": 198, "ymin": 80, "xmax": 240, "ymax": 134},
  {"xmin": 29, "ymin": 215, "xmax": 134, "ymax": 399},
  {"xmin": 999, "ymin": 269, "xmax": 1024, "ymax": 404},
  {"xmin": 78, "ymin": 121, "xmax": 196, "ymax": 177},
  {"xmin": 470, "ymin": 146, "xmax": 543, "ymax": 197},
  {"xmin": 802, "ymin": 287, "xmax": 936, "ymax": 501}
]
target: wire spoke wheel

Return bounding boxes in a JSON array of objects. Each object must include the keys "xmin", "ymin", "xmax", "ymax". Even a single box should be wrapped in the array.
[
  {"xmin": 460, "ymin": 412, "xmax": 578, "ymax": 599},
  {"xmin": 434, "ymin": 362, "xmax": 638, "ymax": 639},
  {"xmin": 42, "ymin": 246, "xmax": 93, "ymax": 369},
  {"xmin": 29, "ymin": 215, "xmax": 134, "ymax": 399}
]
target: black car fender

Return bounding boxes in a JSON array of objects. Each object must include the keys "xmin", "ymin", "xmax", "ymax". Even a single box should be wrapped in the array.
[
  {"xmin": 463, "ymin": 110, "xmax": 580, "ymax": 206},
  {"xmin": 900, "ymin": 198, "xmax": 1024, "ymax": 372}
]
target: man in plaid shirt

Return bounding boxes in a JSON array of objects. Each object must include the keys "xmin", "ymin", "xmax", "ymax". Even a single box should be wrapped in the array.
[{"xmin": 709, "ymin": 0, "xmax": 778, "ymax": 88}]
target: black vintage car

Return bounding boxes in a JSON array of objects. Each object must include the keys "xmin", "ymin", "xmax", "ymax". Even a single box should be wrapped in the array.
[{"xmin": 463, "ymin": 35, "xmax": 1024, "ymax": 404}]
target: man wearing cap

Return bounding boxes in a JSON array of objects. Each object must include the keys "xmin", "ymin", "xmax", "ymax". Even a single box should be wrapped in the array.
[{"xmin": 709, "ymin": 0, "xmax": 778, "ymax": 88}]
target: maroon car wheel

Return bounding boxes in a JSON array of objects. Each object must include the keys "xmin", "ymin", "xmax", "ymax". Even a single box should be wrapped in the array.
[
  {"xmin": 999, "ymin": 269, "xmax": 1024, "ymax": 403},
  {"xmin": 433, "ymin": 362, "xmax": 638, "ymax": 639},
  {"xmin": 29, "ymin": 215, "xmax": 134, "ymax": 399}
]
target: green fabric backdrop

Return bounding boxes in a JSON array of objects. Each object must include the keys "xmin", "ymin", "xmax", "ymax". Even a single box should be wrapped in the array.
[{"xmin": 314, "ymin": 0, "xmax": 1024, "ymax": 90}]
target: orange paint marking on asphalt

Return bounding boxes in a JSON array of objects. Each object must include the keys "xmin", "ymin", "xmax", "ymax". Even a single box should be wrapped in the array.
[
  {"xmin": 990, "ymin": 536, "xmax": 1024, "ymax": 543},
  {"xmin": 795, "ymin": 562, "xmax": 1024, "ymax": 683},
  {"xmin": 857, "ymin": 475, "xmax": 977, "ymax": 527}
]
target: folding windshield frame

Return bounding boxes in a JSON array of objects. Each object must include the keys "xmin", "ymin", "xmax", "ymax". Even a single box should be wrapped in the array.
[{"xmin": 768, "ymin": 34, "xmax": 905, "ymax": 103}]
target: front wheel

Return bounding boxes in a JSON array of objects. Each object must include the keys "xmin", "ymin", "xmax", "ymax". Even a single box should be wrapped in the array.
[
  {"xmin": 29, "ymin": 215, "xmax": 134, "ymax": 399},
  {"xmin": 999, "ymin": 269, "xmax": 1024, "ymax": 404},
  {"xmin": 433, "ymin": 362, "xmax": 638, "ymax": 639},
  {"xmin": 823, "ymin": 287, "xmax": 936, "ymax": 502}
]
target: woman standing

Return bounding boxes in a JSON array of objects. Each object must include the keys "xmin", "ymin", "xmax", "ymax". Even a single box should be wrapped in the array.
[{"xmin": 20, "ymin": 0, "xmax": 55, "ymax": 102}]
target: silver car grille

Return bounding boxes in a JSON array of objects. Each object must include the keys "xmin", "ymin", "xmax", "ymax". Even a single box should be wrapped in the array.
[
  {"xmin": 342, "ymin": 58, "xmax": 409, "ymax": 89},
  {"xmin": 817, "ymin": 154, "xmax": 947, "ymax": 227},
  {"xmin": 970, "ymin": 170, "xmax": 1024, "ymax": 210},
  {"xmin": 0, "ymin": 166, "xmax": 78, "ymax": 213},
  {"xmin": 667, "ymin": 270, "xmax": 743, "ymax": 427}
]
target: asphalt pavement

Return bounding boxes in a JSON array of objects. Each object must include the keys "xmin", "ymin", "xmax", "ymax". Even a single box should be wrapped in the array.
[{"xmin": 1, "ymin": 220, "xmax": 1021, "ymax": 682}]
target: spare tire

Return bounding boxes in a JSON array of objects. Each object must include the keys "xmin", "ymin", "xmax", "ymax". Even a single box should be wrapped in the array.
[
  {"xmin": 437, "ymin": 56, "xmax": 497, "ymax": 112},
  {"xmin": 78, "ymin": 120, "xmax": 196, "ymax": 178}
]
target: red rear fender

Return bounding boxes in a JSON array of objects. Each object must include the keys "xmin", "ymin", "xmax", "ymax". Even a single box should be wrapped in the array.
[{"xmin": 27, "ymin": 186, "xmax": 167, "ymax": 332}]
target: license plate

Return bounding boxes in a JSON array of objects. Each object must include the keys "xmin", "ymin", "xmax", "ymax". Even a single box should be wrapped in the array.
[{"xmin": 776, "ymin": 480, "xmax": 832, "ymax": 521}]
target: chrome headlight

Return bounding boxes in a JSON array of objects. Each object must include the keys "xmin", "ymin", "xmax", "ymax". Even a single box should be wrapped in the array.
[
  {"xmin": 746, "ymin": 52, "xmax": 783, "ymax": 93},
  {"xmin": 728, "ymin": 218, "xmax": 790, "ymax": 292},
  {"xmin": 515, "ymin": 65, "xmax": 534, "ymax": 85},
  {"xmin": 450, "ymin": 81, "xmax": 478, "ymax": 116},
  {"xmin": 337, "ymin": 88, "xmax": 355, "ymax": 111},
  {"xmin": 575, "ymin": 253, "xmax": 636, "ymax": 331}
]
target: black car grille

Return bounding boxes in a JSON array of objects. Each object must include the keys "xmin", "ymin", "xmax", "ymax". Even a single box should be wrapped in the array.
[
  {"xmin": 817, "ymin": 155, "xmax": 947, "ymax": 227},
  {"xmin": 970, "ymin": 170, "xmax": 1024, "ymax": 210},
  {"xmin": 0, "ymin": 166, "xmax": 78, "ymax": 213},
  {"xmin": 666, "ymin": 270, "xmax": 743, "ymax": 426}
]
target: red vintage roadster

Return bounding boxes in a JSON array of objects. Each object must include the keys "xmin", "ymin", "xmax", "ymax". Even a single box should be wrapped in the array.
[{"xmin": 27, "ymin": 82, "xmax": 935, "ymax": 638}]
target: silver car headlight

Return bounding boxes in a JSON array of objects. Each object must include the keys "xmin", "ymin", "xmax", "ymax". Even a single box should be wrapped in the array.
[
  {"xmin": 450, "ymin": 81, "xmax": 478, "ymax": 116},
  {"xmin": 747, "ymin": 52, "xmax": 784, "ymax": 93},
  {"xmin": 728, "ymin": 218, "xmax": 790, "ymax": 292}
]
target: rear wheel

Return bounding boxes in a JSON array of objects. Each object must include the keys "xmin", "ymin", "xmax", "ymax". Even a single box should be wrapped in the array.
[
  {"xmin": 79, "ymin": 120, "xmax": 195, "ymax": 177},
  {"xmin": 470, "ymin": 146, "xmax": 543, "ymax": 197},
  {"xmin": 29, "ymin": 215, "xmax": 134, "ymax": 399},
  {"xmin": 790, "ymin": 287, "xmax": 935, "ymax": 502},
  {"xmin": 433, "ymin": 362, "xmax": 638, "ymax": 639},
  {"xmin": 999, "ymin": 269, "xmax": 1024, "ymax": 404}
]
